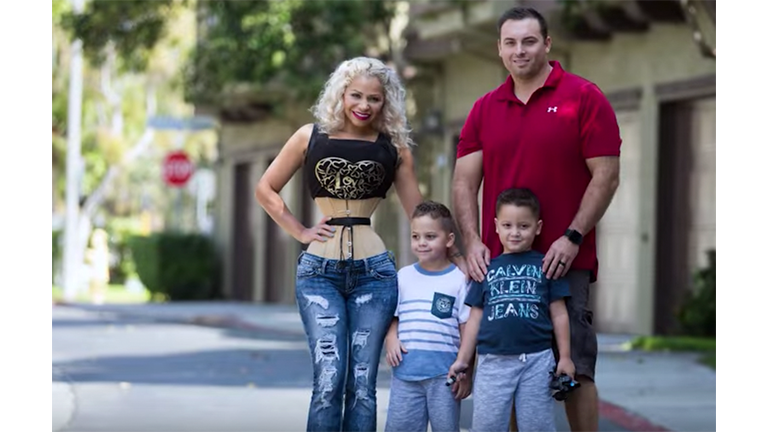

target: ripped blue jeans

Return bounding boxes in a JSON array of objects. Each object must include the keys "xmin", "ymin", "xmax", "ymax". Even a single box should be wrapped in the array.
[{"xmin": 295, "ymin": 251, "xmax": 399, "ymax": 432}]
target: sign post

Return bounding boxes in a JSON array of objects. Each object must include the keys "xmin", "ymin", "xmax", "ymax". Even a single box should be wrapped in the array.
[{"xmin": 162, "ymin": 150, "xmax": 194, "ymax": 230}]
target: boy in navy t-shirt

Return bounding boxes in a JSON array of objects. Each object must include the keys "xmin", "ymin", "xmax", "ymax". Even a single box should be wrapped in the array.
[{"xmin": 448, "ymin": 188, "xmax": 575, "ymax": 432}]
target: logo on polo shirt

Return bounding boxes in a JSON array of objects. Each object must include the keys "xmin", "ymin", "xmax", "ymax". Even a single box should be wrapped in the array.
[
  {"xmin": 431, "ymin": 292, "xmax": 456, "ymax": 319},
  {"xmin": 548, "ymin": 106, "xmax": 558, "ymax": 113}
]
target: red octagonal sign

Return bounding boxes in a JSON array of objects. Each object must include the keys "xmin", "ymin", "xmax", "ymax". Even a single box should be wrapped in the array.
[{"xmin": 162, "ymin": 150, "xmax": 194, "ymax": 187}]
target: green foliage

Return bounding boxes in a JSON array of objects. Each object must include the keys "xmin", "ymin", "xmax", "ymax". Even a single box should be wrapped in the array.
[
  {"xmin": 61, "ymin": 0, "xmax": 180, "ymax": 72},
  {"xmin": 52, "ymin": 0, "xmax": 70, "ymax": 21},
  {"xmin": 53, "ymin": 230, "xmax": 63, "ymax": 284},
  {"xmin": 105, "ymin": 218, "xmax": 143, "ymax": 284},
  {"xmin": 629, "ymin": 336, "xmax": 715, "ymax": 352},
  {"xmin": 129, "ymin": 233, "xmax": 221, "ymax": 301},
  {"xmin": 628, "ymin": 334, "xmax": 716, "ymax": 371},
  {"xmin": 677, "ymin": 249, "xmax": 716, "ymax": 337},
  {"xmin": 185, "ymin": 0, "xmax": 396, "ymax": 105},
  {"xmin": 53, "ymin": 0, "xmax": 200, "ymax": 221}
]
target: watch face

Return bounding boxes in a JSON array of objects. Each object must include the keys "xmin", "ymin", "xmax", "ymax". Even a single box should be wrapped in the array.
[{"xmin": 566, "ymin": 230, "xmax": 582, "ymax": 244}]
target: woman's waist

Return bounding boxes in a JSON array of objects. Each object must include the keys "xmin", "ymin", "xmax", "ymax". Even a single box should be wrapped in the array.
[
  {"xmin": 306, "ymin": 227, "xmax": 386, "ymax": 259},
  {"xmin": 313, "ymin": 197, "xmax": 381, "ymax": 218}
]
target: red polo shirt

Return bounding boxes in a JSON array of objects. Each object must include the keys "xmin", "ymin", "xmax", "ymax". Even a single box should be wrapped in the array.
[{"xmin": 456, "ymin": 61, "xmax": 621, "ymax": 282}]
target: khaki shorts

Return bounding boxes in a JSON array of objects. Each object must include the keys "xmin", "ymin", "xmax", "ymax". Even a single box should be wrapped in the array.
[{"xmin": 551, "ymin": 269, "xmax": 598, "ymax": 381}]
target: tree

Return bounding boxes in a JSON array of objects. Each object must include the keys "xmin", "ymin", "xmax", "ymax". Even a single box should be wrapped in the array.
[
  {"xmin": 58, "ymin": 0, "xmax": 191, "ymax": 214},
  {"xmin": 55, "ymin": 0, "xmax": 200, "ymax": 297},
  {"xmin": 62, "ymin": 0, "xmax": 181, "ymax": 72},
  {"xmin": 184, "ymin": 0, "xmax": 400, "ymax": 110}
]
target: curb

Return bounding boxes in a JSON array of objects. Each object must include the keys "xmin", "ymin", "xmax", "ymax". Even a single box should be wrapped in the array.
[
  {"xmin": 54, "ymin": 302, "xmax": 305, "ymax": 337},
  {"xmin": 598, "ymin": 400, "xmax": 671, "ymax": 432}
]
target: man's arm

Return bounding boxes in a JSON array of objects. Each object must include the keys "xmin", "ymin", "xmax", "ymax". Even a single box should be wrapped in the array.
[
  {"xmin": 568, "ymin": 156, "xmax": 620, "ymax": 236},
  {"xmin": 452, "ymin": 152, "xmax": 488, "ymax": 282},
  {"xmin": 543, "ymin": 156, "xmax": 620, "ymax": 279},
  {"xmin": 452, "ymin": 152, "xmax": 484, "ymax": 243},
  {"xmin": 570, "ymin": 84, "xmax": 622, "ymax": 235}
]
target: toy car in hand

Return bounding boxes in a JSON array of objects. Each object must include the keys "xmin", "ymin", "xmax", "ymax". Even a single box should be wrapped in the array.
[{"xmin": 549, "ymin": 371, "xmax": 580, "ymax": 401}]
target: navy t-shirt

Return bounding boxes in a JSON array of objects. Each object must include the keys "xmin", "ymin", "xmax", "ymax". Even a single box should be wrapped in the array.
[{"xmin": 465, "ymin": 250, "xmax": 570, "ymax": 355}]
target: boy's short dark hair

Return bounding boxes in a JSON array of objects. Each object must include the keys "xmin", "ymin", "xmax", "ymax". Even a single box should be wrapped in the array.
[
  {"xmin": 495, "ymin": 188, "xmax": 541, "ymax": 219},
  {"xmin": 412, "ymin": 200, "xmax": 455, "ymax": 233},
  {"xmin": 497, "ymin": 6, "xmax": 549, "ymax": 40}
]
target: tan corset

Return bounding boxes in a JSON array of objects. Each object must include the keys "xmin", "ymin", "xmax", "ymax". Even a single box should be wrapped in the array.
[{"xmin": 306, "ymin": 197, "xmax": 387, "ymax": 260}]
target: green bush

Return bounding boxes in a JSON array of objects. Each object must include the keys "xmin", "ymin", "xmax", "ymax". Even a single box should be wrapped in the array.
[
  {"xmin": 53, "ymin": 230, "xmax": 63, "ymax": 284},
  {"xmin": 677, "ymin": 249, "xmax": 716, "ymax": 337},
  {"xmin": 629, "ymin": 335, "xmax": 715, "ymax": 352},
  {"xmin": 129, "ymin": 232, "xmax": 221, "ymax": 301},
  {"xmin": 106, "ymin": 218, "xmax": 142, "ymax": 284}
]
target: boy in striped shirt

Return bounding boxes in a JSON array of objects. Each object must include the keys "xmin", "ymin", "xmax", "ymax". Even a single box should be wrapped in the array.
[{"xmin": 383, "ymin": 200, "xmax": 473, "ymax": 432}]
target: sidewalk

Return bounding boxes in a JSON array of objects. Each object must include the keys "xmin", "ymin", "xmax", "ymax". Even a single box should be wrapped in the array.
[{"xmin": 56, "ymin": 301, "xmax": 716, "ymax": 432}]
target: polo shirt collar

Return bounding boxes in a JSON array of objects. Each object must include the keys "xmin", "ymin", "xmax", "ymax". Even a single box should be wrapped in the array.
[{"xmin": 496, "ymin": 60, "xmax": 565, "ymax": 102}]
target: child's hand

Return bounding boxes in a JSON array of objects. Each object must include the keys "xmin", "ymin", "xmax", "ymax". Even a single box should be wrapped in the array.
[
  {"xmin": 452, "ymin": 372, "xmax": 473, "ymax": 400},
  {"xmin": 385, "ymin": 337, "xmax": 407, "ymax": 367},
  {"xmin": 447, "ymin": 360, "xmax": 469, "ymax": 384},
  {"xmin": 556, "ymin": 357, "xmax": 576, "ymax": 379}
]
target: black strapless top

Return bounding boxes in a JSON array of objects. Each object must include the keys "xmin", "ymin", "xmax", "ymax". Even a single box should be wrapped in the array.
[{"xmin": 304, "ymin": 124, "xmax": 399, "ymax": 200}]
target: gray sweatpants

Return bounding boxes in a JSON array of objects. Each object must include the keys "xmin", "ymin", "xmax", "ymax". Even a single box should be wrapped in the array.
[
  {"xmin": 471, "ymin": 349, "xmax": 556, "ymax": 432},
  {"xmin": 384, "ymin": 374, "xmax": 461, "ymax": 432}
]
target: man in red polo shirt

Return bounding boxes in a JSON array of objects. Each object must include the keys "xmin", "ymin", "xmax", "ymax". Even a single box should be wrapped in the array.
[{"xmin": 452, "ymin": 6, "xmax": 621, "ymax": 432}]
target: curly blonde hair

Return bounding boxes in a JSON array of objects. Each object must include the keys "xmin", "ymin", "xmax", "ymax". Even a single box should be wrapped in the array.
[{"xmin": 310, "ymin": 57, "xmax": 414, "ymax": 150}]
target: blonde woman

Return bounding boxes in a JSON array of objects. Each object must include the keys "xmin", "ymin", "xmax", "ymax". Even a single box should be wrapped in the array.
[{"xmin": 256, "ymin": 57, "xmax": 465, "ymax": 431}]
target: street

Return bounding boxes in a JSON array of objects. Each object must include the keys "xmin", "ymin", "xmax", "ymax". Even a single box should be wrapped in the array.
[{"xmin": 53, "ymin": 305, "xmax": 630, "ymax": 432}]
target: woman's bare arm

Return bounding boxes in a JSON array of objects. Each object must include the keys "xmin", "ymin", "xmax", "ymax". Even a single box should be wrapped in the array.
[{"xmin": 255, "ymin": 124, "xmax": 333, "ymax": 243}]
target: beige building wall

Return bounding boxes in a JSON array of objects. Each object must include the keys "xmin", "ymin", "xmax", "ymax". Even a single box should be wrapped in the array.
[
  {"xmin": 443, "ymin": 53, "xmax": 506, "ymax": 124},
  {"xmin": 687, "ymin": 97, "xmax": 716, "ymax": 272},
  {"xmin": 592, "ymin": 109, "xmax": 644, "ymax": 333},
  {"xmin": 213, "ymin": 112, "xmax": 312, "ymax": 303},
  {"xmin": 564, "ymin": 24, "xmax": 715, "ymax": 94}
]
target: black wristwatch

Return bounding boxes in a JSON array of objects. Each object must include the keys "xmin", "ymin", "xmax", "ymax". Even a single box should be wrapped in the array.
[{"xmin": 564, "ymin": 228, "xmax": 583, "ymax": 246}]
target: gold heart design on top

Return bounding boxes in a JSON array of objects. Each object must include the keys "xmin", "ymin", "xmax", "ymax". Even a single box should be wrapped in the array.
[{"xmin": 315, "ymin": 157, "xmax": 387, "ymax": 200}]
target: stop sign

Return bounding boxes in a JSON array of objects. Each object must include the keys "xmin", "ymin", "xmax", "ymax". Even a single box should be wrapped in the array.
[{"xmin": 162, "ymin": 150, "xmax": 194, "ymax": 187}]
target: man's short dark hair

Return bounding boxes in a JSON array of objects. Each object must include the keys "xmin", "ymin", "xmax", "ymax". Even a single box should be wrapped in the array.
[
  {"xmin": 495, "ymin": 188, "xmax": 541, "ymax": 219},
  {"xmin": 497, "ymin": 6, "xmax": 549, "ymax": 40},
  {"xmin": 413, "ymin": 200, "xmax": 455, "ymax": 233}
]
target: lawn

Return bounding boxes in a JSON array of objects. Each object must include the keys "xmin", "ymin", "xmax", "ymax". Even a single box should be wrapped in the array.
[
  {"xmin": 628, "ymin": 335, "xmax": 716, "ymax": 370},
  {"xmin": 52, "ymin": 284, "xmax": 151, "ymax": 304}
]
